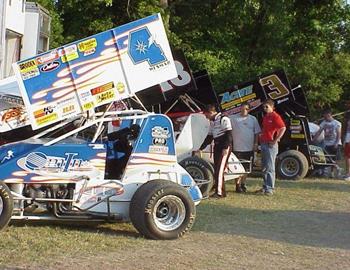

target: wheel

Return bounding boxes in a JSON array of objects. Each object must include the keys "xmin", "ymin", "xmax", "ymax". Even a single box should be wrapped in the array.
[
  {"xmin": 180, "ymin": 156, "xmax": 214, "ymax": 197},
  {"xmin": 0, "ymin": 182, "xmax": 13, "ymax": 230},
  {"xmin": 277, "ymin": 150, "xmax": 309, "ymax": 180},
  {"xmin": 130, "ymin": 180, "xmax": 196, "ymax": 240}
]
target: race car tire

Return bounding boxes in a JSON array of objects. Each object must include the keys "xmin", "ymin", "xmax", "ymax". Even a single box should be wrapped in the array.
[
  {"xmin": 180, "ymin": 157, "xmax": 214, "ymax": 197},
  {"xmin": 277, "ymin": 150, "xmax": 309, "ymax": 180},
  {"xmin": 130, "ymin": 180, "xmax": 196, "ymax": 240},
  {"xmin": 0, "ymin": 182, "xmax": 13, "ymax": 231}
]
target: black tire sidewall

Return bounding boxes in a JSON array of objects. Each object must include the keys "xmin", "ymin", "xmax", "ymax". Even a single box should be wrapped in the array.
[
  {"xmin": 0, "ymin": 182, "xmax": 13, "ymax": 230},
  {"xmin": 180, "ymin": 157, "xmax": 214, "ymax": 196},
  {"xmin": 130, "ymin": 180, "xmax": 196, "ymax": 240}
]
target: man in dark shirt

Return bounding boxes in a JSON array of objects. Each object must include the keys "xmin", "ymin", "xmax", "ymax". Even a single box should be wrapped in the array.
[
  {"xmin": 200, "ymin": 104, "xmax": 233, "ymax": 198},
  {"xmin": 258, "ymin": 99, "xmax": 286, "ymax": 195}
]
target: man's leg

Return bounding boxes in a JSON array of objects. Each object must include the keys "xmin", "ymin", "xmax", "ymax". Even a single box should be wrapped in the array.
[
  {"xmin": 261, "ymin": 144, "xmax": 278, "ymax": 193},
  {"xmin": 216, "ymin": 145, "xmax": 231, "ymax": 197},
  {"xmin": 260, "ymin": 143, "xmax": 269, "ymax": 191},
  {"xmin": 213, "ymin": 146, "xmax": 220, "ymax": 195},
  {"xmin": 264, "ymin": 144, "xmax": 278, "ymax": 193}
]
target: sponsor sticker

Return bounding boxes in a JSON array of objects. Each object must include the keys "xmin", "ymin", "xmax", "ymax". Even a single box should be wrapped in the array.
[
  {"xmin": 62, "ymin": 105, "xmax": 75, "ymax": 114},
  {"xmin": 78, "ymin": 38, "xmax": 97, "ymax": 52},
  {"xmin": 1, "ymin": 108, "xmax": 24, "ymax": 123},
  {"xmin": 96, "ymin": 90, "xmax": 115, "ymax": 104},
  {"xmin": 291, "ymin": 134, "xmax": 305, "ymax": 139},
  {"xmin": 83, "ymin": 102, "xmax": 94, "ymax": 110},
  {"xmin": 40, "ymin": 61, "xmax": 60, "ymax": 72},
  {"xmin": 36, "ymin": 50, "xmax": 59, "ymax": 65},
  {"xmin": 36, "ymin": 113, "xmax": 58, "ymax": 126},
  {"xmin": 60, "ymin": 44, "xmax": 79, "ymax": 63},
  {"xmin": 116, "ymin": 82, "xmax": 125, "ymax": 94},
  {"xmin": 21, "ymin": 69, "xmax": 40, "ymax": 80},
  {"xmin": 90, "ymin": 82, "xmax": 114, "ymax": 96},
  {"xmin": 90, "ymin": 82, "xmax": 116, "ymax": 105},
  {"xmin": 148, "ymin": 145, "xmax": 169, "ymax": 154},
  {"xmin": 19, "ymin": 60, "xmax": 38, "ymax": 73}
]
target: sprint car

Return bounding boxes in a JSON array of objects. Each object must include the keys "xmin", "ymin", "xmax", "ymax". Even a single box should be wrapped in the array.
[{"xmin": 0, "ymin": 110, "xmax": 202, "ymax": 240}]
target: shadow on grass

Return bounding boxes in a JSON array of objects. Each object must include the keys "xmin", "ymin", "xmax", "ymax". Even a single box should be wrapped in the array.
[
  {"xmin": 10, "ymin": 220, "xmax": 140, "ymax": 238},
  {"xmin": 247, "ymin": 178, "xmax": 350, "ymax": 193},
  {"xmin": 278, "ymin": 180, "xmax": 350, "ymax": 193},
  {"xmin": 193, "ymin": 203, "xmax": 350, "ymax": 250}
]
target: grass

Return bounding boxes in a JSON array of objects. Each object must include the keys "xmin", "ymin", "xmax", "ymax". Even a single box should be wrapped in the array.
[{"xmin": 1, "ymin": 178, "xmax": 350, "ymax": 269}]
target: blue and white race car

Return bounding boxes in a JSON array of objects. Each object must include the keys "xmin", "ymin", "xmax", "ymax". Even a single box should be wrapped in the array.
[{"xmin": 0, "ymin": 110, "xmax": 202, "ymax": 239}]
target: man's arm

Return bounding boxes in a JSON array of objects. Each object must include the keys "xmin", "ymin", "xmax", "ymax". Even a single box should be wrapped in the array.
[
  {"xmin": 199, "ymin": 135, "xmax": 213, "ymax": 150},
  {"xmin": 272, "ymin": 127, "xmax": 286, "ymax": 144},
  {"xmin": 313, "ymin": 126, "xmax": 324, "ymax": 142},
  {"xmin": 335, "ymin": 125, "xmax": 341, "ymax": 147},
  {"xmin": 254, "ymin": 133, "xmax": 259, "ymax": 151}
]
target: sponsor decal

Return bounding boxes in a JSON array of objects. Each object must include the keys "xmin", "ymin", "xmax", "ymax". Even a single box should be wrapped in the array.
[
  {"xmin": 149, "ymin": 126, "xmax": 170, "ymax": 154},
  {"xmin": 78, "ymin": 38, "xmax": 97, "ymax": 52},
  {"xmin": 18, "ymin": 152, "xmax": 93, "ymax": 173},
  {"xmin": 36, "ymin": 50, "xmax": 59, "ymax": 65},
  {"xmin": 35, "ymin": 113, "xmax": 58, "ymax": 126},
  {"xmin": 116, "ymin": 82, "xmax": 125, "ymax": 94},
  {"xmin": 40, "ymin": 61, "xmax": 60, "ymax": 72},
  {"xmin": 1, "ymin": 150, "xmax": 14, "ymax": 163},
  {"xmin": 19, "ymin": 60, "xmax": 38, "ymax": 73},
  {"xmin": 220, "ymin": 85, "xmax": 255, "ymax": 110},
  {"xmin": 62, "ymin": 104, "xmax": 75, "ymax": 114},
  {"xmin": 60, "ymin": 44, "xmax": 79, "ymax": 63},
  {"xmin": 90, "ymin": 82, "xmax": 116, "ymax": 105},
  {"xmin": 34, "ymin": 106, "xmax": 58, "ymax": 126},
  {"xmin": 83, "ymin": 102, "xmax": 94, "ymax": 110},
  {"xmin": 1, "ymin": 108, "xmax": 24, "ymax": 122},
  {"xmin": 19, "ymin": 60, "xmax": 40, "ymax": 80},
  {"xmin": 34, "ymin": 106, "xmax": 54, "ymax": 119},
  {"xmin": 128, "ymin": 27, "xmax": 167, "ymax": 68}
]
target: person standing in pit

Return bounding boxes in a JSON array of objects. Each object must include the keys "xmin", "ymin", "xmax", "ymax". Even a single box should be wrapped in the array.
[
  {"xmin": 200, "ymin": 104, "xmax": 233, "ymax": 198},
  {"xmin": 257, "ymin": 99, "xmax": 286, "ymax": 195},
  {"xmin": 313, "ymin": 108, "xmax": 342, "ymax": 178},
  {"xmin": 230, "ymin": 102, "xmax": 261, "ymax": 193},
  {"xmin": 342, "ymin": 112, "xmax": 350, "ymax": 181}
]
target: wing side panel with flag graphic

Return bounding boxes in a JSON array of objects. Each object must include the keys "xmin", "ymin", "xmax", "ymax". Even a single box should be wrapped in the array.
[{"xmin": 12, "ymin": 13, "xmax": 177, "ymax": 130}]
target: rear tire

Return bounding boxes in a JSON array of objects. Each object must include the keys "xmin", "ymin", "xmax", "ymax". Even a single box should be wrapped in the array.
[
  {"xmin": 277, "ymin": 150, "xmax": 309, "ymax": 180},
  {"xmin": 130, "ymin": 180, "xmax": 196, "ymax": 240},
  {"xmin": 180, "ymin": 157, "xmax": 214, "ymax": 197},
  {"xmin": 0, "ymin": 182, "xmax": 13, "ymax": 230}
]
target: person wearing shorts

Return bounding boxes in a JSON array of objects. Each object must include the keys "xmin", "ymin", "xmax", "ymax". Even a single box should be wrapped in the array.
[
  {"xmin": 313, "ymin": 108, "xmax": 342, "ymax": 178},
  {"xmin": 342, "ymin": 112, "xmax": 350, "ymax": 180},
  {"xmin": 230, "ymin": 102, "xmax": 261, "ymax": 192}
]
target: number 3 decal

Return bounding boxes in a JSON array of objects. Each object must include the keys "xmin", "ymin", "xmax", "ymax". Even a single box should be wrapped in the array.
[{"xmin": 259, "ymin": 74, "xmax": 290, "ymax": 100}]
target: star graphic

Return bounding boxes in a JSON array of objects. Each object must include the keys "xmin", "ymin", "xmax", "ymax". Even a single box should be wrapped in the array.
[{"xmin": 135, "ymin": 40, "xmax": 147, "ymax": 54}]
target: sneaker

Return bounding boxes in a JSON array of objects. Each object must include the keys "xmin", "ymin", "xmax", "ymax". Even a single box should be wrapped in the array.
[
  {"xmin": 343, "ymin": 176, "xmax": 350, "ymax": 181},
  {"xmin": 235, "ymin": 183, "xmax": 243, "ymax": 193},
  {"xmin": 264, "ymin": 191, "xmax": 273, "ymax": 196},
  {"xmin": 254, "ymin": 188, "xmax": 265, "ymax": 194},
  {"xmin": 240, "ymin": 183, "xmax": 247, "ymax": 193}
]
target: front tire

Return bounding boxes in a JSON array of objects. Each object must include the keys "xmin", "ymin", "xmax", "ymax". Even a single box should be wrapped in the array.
[
  {"xmin": 180, "ymin": 156, "xmax": 214, "ymax": 197},
  {"xmin": 0, "ymin": 182, "xmax": 13, "ymax": 230},
  {"xmin": 277, "ymin": 150, "xmax": 309, "ymax": 180},
  {"xmin": 130, "ymin": 180, "xmax": 196, "ymax": 240}
]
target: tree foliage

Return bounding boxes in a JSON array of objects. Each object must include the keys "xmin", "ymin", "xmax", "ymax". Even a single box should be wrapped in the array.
[{"xmin": 35, "ymin": 0, "xmax": 350, "ymax": 115}]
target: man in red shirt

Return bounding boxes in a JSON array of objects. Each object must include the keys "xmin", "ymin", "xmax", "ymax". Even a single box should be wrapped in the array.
[{"xmin": 258, "ymin": 99, "xmax": 286, "ymax": 195}]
